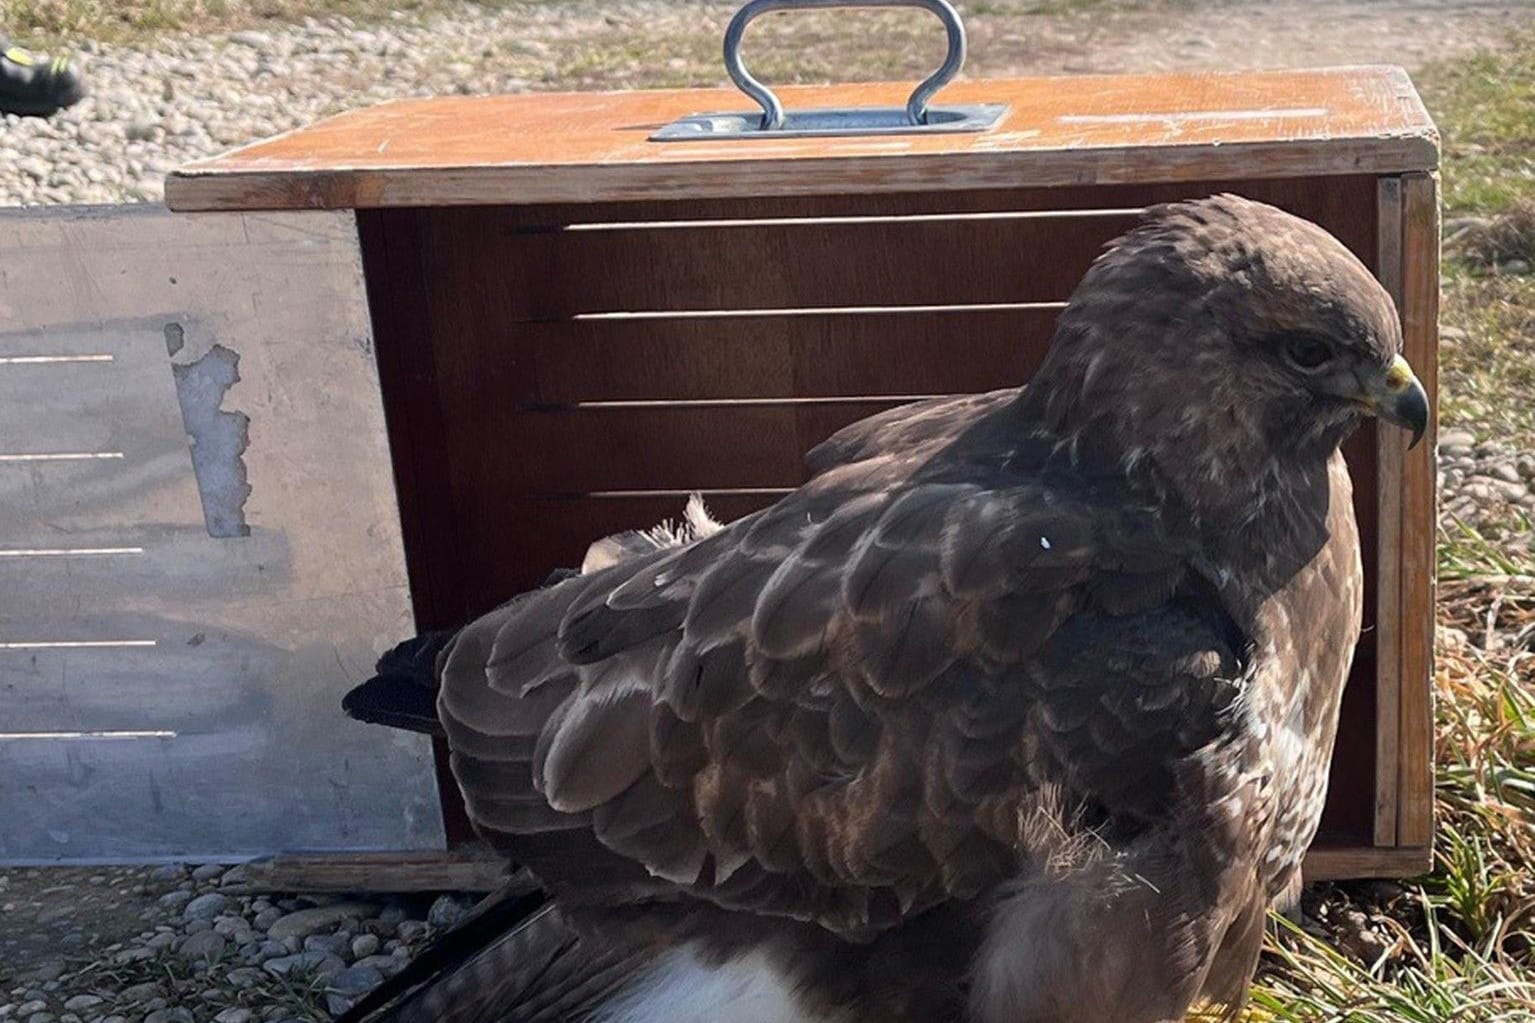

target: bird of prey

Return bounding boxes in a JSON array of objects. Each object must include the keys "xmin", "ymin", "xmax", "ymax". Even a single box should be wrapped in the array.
[{"xmin": 339, "ymin": 194, "xmax": 1429, "ymax": 1023}]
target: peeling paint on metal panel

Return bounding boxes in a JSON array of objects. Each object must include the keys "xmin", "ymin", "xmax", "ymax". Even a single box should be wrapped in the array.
[{"xmin": 167, "ymin": 332, "xmax": 251, "ymax": 539}]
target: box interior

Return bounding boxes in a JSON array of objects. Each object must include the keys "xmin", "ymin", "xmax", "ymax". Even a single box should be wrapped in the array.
[{"xmin": 358, "ymin": 174, "xmax": 1384, "ymax": 851}]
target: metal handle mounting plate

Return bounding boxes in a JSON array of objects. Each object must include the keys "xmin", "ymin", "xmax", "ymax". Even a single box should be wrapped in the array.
[{"xmin": 650, "ymin": 0, "xmax": 1007, "ymax": 142}]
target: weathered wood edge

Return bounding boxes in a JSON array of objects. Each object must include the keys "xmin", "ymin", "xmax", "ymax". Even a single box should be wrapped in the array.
[
  {"xmin": 237, "ymin": 847, "xmax": 510, "ymax": 894},
  {"xmin": 1396, "ymin": 171, "xmax": 1439, "ymax": 849},
  {"xmin": 1373, "ymin": 174, "xmax": 1405, "ymax": 848},
  {"xmin": 165, "ymin": 135, "xmax": 1440, "ymax": 213},
  {"xmin": 234, "ymin": 843, "xmax": 1423, "ymax": 891},
  {"xmin": 1303, "ymin": 843, "xmax": 1432, "ymax": 882}
]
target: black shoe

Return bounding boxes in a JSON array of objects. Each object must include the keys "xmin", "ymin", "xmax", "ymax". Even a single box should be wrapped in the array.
[{"xmin": 0, "ymin": 38, "xmax": 85, "ymax": 118}]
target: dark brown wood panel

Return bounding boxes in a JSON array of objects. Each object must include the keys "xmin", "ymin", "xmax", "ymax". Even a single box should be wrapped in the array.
[
  {"xmin": 418, "ymin": 175, "xmax": 1378, "ymax": 319},
  {"xmin": 428, "ymin": 209, "xmax": 1138, "ymax": 318},
  {"xmin": 440, "ymin": 402, "xmax": 915, "ymax": 495},
  {"xmin": 456, "ymin": 494, "xmax": 781, "ymax": 615},
  {"xmin": 1317, "ymin": 650, "xmax": 1379, "ymax": 844},
  {"xmin": 449, "ymin": 175, "xmax": 1380, "ymax": 232},
  {"xmin": 1319, "ymin": 423, "xmax": 1381, "ymax": 842},
  {"xmin": 498, "ymin": 308, "xmax": 1057, "ymax": 405}
]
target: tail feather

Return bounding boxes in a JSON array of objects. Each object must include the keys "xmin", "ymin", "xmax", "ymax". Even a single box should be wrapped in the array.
[
  {"xmin": 334, "ymin": 877, "xmax": 648, "ymax": 1023},
  {"xmin": 344, "ymin": 497, "xmax": 723, "ymax": 737},
  {"xmin": 342, "ymin": 630, "xmax": 458, "ymax": 735}
]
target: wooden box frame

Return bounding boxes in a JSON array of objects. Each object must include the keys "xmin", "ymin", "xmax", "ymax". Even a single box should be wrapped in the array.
[{"xmin": 168, "ymin": 67, "xmax": 1438, "ymax": 880}]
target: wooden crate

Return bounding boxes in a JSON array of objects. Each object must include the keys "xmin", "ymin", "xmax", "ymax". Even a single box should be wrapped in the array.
[{"xmin": 168, "ymin": 67, "xmax": 1439, "ymax": 880}]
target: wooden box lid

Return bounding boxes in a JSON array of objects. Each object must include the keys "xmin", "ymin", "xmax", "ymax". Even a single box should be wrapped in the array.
[{"xmin": 165, "ymin": 66, "xmax": 1436, "ymax": 213}]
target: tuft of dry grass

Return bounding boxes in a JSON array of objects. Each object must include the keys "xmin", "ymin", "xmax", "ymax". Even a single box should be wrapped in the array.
[{"xmin": 1448, "ymin": 201, "xmax": 1535, "ymax": 272}]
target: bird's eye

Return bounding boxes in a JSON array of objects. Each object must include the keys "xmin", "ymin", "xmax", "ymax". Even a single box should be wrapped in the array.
[{"xmin": 1285, "ymin": 337, "xmax": 1333, "ymax": 371}]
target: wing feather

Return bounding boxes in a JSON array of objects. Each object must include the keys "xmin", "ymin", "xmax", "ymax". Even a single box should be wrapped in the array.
[{"xmin": 437, "ymin": 402, "xmax": 1247, "ymax": 936}]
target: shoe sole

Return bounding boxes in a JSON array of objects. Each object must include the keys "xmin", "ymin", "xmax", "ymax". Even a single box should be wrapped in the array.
[{"xmin": 0, "ymin": 82, "xmax": 85, "ymax": 118}]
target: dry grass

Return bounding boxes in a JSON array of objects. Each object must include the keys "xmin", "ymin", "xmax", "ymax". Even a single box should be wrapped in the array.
[
  {"xmin": 1447, "ymin": 202, "xmax": 1535, "ymax": 271},
  {"xmin": 1438, "ymin": 268, "xmax": 1535, "ymax": 454},
  {"xmin": 1416, "ymin": 39, "xmax": 1535, "ymax": 216},
  {"xmin": 1243, "ymin": 565, "xmax": 1535, "ymax": 1021},
  {"xmin": 1428, "ymin": 38, "xmax": 1535, "ymax": 463}
]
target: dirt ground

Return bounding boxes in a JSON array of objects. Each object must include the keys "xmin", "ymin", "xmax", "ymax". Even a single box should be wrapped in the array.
[{"xmin": 0, "ymin": 867, "xmax": 158, "ymax": 977}]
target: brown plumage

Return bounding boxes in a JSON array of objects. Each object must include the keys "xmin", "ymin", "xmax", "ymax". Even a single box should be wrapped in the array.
[{"xmin": 341, "ymin": 195, "xmax": 1428, "ymax": 1023}]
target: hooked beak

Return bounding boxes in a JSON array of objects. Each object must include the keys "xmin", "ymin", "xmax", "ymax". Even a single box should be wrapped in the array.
[{"xmin": 1361, "ymin": 354, "xmax": 1429, "ymax": 449}]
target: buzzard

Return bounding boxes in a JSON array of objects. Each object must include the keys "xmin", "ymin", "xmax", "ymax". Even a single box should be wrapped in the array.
[{"xmin": 340, "ymin": 195, "xmax": 1428, "ymax": 1023}]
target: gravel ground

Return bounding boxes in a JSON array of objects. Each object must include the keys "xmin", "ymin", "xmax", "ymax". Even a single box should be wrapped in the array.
[
  {"xmin": 0, "ymin": 0, "xmax": 1527, "ymax": 207},
  {"xmin": 1, "ymin": 1, "xmax": 1528, "ymax": 1019},
  {"xmin": 0, "ymin": 863, "xmax": 477, "ymax": 1023}
]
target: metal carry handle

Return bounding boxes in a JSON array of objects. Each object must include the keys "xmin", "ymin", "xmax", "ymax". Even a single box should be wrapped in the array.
[{"xmin": 723, "ymin": 0, "xmax": 967, "ymax": 130}]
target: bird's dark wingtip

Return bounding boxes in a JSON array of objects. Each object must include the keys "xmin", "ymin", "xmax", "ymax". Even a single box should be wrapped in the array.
[{"xmin": 341, "ymin": 630, "xmax": 460, "ymax": 735}]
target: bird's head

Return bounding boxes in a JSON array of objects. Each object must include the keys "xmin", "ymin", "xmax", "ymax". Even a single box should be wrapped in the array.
[{"xmin": 1031, "ymin": 194, "xmax": 1428, "ymax": 484}]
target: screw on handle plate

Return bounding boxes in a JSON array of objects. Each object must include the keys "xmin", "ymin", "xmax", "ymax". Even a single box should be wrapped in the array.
[{"xmin": 723, "ymin": 0, "xmax": 967, "ymax": 131}]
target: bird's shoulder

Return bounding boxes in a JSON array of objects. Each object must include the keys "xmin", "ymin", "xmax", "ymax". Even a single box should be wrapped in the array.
[{"xmin": 804, "ymin": 388, "xmax": 1020, "ymax": 475}]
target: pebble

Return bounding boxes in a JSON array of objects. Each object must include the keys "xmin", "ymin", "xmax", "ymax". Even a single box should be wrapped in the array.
[
  {"xmin": 191, "ymin": 864, "xmax": 226, "ymax": 882},
  {"xmin": 262, "ymin": 950, "xmax": 345, "ymax": 978},
  {"xmin": 178, "ymin": 930, "xmax": 229, "ymax": 961},
  {"xmin": 396, "ymin": 920, "xmax": 429, "ymax": 943},
  {"xmin": 229, "ymin": 30, "xmax": 274, "ymax": 49},
  {"xmin": 427, "ymin": 894, "xmax": 472, "ymax": 929},
  {"xmin": 1495, "ymin": 480, "xmax": 1529, "ymax": 502},
  {"xmin": 1440, "ymin": 428, "xmax": 1476, "ymax": 454},
  {"xmin": 183, "ymin": 893, "xmax": 232, "ymax": 920},
  {"xmin": 15, "ymin": 156, "xmax": 50, "ymax": 183},
  {"xmin": 223, "ymin": 968, "xmax": 264, "ymax": 990},
  {"xmin": 156, "ymin": 891, "xmax": 194, "ymax": 910},
  {"xmin": 213, "ymin": 915, "xmax": 250, "ymax": 937},
  {"xmin": 251, "ymin": 906, "xmax": 283, "ymax": 931},
  {"xmin": 213, "ymin": 1010, "xmax": 253, "ymax": 1023},
  {"xmin": 58, "ymin": 999, "xmax": 97, "ymax": 1014},
  {"xmin": 117, "ymin": 984, "xmax": 160, "ymax": 1004},
  {"xmin": 1490, "ymin": 462, "xmax": 1522, "ymax": 484},
  {"xmin": 142, "ymin": 1010, "xmax": 194, "ymax": 1023},
  {"xmin": 354, "ymin": 954, "xmax": 408, "ymax": 978},
  {"xmin": 351, "ymin": 933, "xmax": 380, "ymax": 959},
  {"xmin": 266, "ymin": 903, "xmax": 375, "ymax": 942},
  {"xmin": 325, "ymin": 964, "xmax": 384, "ymax": 1014},
  {"xmin": 304, "ymin": 932, "xmax": 352, "ymax": 957}
]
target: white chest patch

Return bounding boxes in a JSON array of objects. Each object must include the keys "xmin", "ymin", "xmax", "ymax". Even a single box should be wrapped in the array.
[{"xmin": 590, "ymin": 944, "xmax": 827, "ymax": 1023}]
